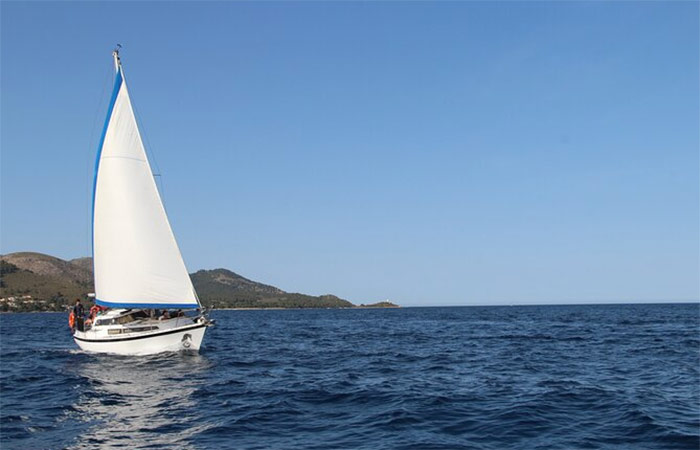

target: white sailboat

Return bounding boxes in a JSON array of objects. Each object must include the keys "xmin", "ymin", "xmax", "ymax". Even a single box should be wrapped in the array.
[{"xmin": 73, "ymin": 48, "xmax": 212, "ymax": 355}]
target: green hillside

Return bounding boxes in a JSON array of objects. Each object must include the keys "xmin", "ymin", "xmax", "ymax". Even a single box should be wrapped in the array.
[
  {"xmin": 359, "ymin": 301, "xmax": 400, "ymax": 308},
  {"xmin": 190, "ymin": 268, "xmax": 354, "ymax": 308},
  {"xmin": 0, "ymin": 254, "xmax": 93, "ymax": 312},
  {"xmin": 0, "ymin": 252, "xmax": 377, "ymax": 311}
]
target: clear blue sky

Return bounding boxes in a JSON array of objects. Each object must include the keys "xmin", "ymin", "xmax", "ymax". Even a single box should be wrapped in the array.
[{"xmin": 2, "ymin": 2, "xmax": 698, "ymax": 306}]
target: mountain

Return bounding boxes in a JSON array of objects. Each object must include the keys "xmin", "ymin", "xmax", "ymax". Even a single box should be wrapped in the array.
[
  {"xmin": 2, "ymin": 252, "xmax": 92, "ymax": 285},
  {"xmin": 0, "ymin": 252, "xmax": 364, "ymax": 311},
  {"xmin": 191, "ymin": 269, "xmax": 284, "ymax": 296},
  {"xmin": 191, "ymin": 268, "xmax": 353, "ymax": 308},
  {"xmin": 1, "ymin": 253, "xmax": 93, "ymax": 311},
  {"xmin": 69, "ymin": 257, "xmax": 94, "ymax": 273}
]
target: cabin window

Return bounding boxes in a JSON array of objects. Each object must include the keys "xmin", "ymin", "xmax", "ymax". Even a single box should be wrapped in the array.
[
  {"xmin": 108, "ymin": 329, "xmax": 123, "ymax": 335},
  {"xmin": 132, "ymin": 310, "xmax": 149, "ymax": 319},
  {"xmin": 125, "ymin": 326, "xmax": 159, "ymax": 333},
  {"xmin": 115, "ymin": 314, "xmax": 135, "ymax": 324}
]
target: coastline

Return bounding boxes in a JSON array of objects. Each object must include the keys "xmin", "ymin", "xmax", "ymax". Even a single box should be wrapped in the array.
[
  {"xmin": 213, "ymin": 305, "xmax": 401, "ymax": 311},
  {"xmin": 0, "ymin": 305, "xmax": 402, "ymax": 313}
]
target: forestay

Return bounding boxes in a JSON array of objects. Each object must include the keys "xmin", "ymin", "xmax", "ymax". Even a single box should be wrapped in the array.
[{"xmin": 92, "ymin": 54, "xmax": 199, "ymax": 309}]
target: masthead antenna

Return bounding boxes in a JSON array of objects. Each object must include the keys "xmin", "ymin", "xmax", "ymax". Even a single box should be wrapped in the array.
[{"xmin": 112, "ymin": 44, "xmax": 122, "ymax": 70}]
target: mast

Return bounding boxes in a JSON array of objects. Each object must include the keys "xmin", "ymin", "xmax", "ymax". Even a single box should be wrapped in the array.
[{"xmin": 112, "ymin": 44, "xmax": 122, "ymax": 72}]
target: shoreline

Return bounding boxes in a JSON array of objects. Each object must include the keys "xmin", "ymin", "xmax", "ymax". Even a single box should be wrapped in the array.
[
  {"xmin": 1, "ymin": 305, "xmax": 402, "ymax": 314},
  {"xmin": 2, "ymin": 302, "xmax": 699, "ymax": 313},
  {"xmin": 213, "ymin": 306, "xmax": 401, "ymax": 311}
]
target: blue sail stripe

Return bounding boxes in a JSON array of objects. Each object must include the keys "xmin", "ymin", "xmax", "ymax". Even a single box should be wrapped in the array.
[
  {"xmin": 95, "ymin": 299, "xmax": 200, "ymax": 309},
  {"xmin": 91, "ymin": 67, "xmax": 123, "ymax": 265}
]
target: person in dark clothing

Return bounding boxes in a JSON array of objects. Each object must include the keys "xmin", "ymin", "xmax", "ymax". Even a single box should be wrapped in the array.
[
  {"xmin": 73, "ymin": 299, "xmax": 85, "ymax": 332},
  {"xmin": 73, "ymin": 299, "xmax": 84, "ymax": 317}
]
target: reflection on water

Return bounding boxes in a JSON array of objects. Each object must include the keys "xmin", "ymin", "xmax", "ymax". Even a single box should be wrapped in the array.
[
  {"xmin": 67, "ymin": 353, "xmax": 214, "ymax": 449},
  {"xmin": 2, "ymin": 307, "xmax": 698, "ymax": 449}
]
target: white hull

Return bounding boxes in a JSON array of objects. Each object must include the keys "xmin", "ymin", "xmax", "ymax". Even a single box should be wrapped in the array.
[{"xmin": 74, "ymin": 323, "xmax": 207, "ymax": 355}]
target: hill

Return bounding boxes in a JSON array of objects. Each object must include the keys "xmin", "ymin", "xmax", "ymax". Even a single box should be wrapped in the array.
[
  {"xmin": 190, "ymin": 268, "xmax": 353, "ymax": 308},
  {"xmin": 0, "ymin": 252, "xmax": 367, "ymax": 311},
  {"xmin": 191, "ymin": 268, "xmax": 284, "ymax": 296},
  {"xmin": 2, "ymin": 252, "xmax": 92, "ymax": 285},
  {"xmin": 359, "ymin": 301, "xmax": 400, "ymax": 308},
  {"xmin": 1, "ymin": 253, "xmax": 93, "ymax": 311},
  {"xmin": 69, "ymin": 257, "xmax": 94, "ymax": 273}
]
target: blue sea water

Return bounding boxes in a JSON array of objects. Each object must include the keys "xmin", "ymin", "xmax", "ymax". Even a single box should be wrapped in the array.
[{"xmin": 1, "ymin": 304, "xmax": 698, "ymax": 449}]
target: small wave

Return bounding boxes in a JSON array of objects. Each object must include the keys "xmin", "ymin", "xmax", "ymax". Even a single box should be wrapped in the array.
[{"xmin": 2, "ymin": 305, "xmax": 698, "ymax": 450}]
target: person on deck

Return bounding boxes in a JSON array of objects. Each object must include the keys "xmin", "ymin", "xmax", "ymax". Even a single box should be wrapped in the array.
[
  {"xmin": 84, "ymin": 303, "xmax": 101, "ymax": 328},
  {"xmin": 89, "ymin": 303, "xmax": 100, "ymax": 320},
  {"xmin": 72, "ymin": 299, "xmax": 85, "ymax": 331},
  {"xmin": 73, "ymin": 299, "xmax": 84, "ymax": 319}
]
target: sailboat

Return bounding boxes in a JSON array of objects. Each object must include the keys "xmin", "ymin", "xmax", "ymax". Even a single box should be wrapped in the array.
[{"xmin": 73, "ymin": 48, "xmax": 212, "ymax": 355}]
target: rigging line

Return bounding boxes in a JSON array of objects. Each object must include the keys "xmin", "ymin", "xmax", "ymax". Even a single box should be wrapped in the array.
[{"xmin": 86, "ymin": 63, "xmax": 113, "ymax": 259}]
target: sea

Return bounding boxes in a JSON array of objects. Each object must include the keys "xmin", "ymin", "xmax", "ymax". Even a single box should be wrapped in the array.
[{"xmin": 1, "ymin": 304, "xmax": 698, "ymax": 449}]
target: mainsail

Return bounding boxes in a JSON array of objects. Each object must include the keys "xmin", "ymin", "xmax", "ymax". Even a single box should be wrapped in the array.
[{"xmin": 92, "ymin": 52, "xmax": 199, "ymax": 309}]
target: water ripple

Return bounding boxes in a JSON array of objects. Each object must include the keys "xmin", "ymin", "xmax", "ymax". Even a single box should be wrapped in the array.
[{"xmin": 1, "ymin": 304, "xmax": 699, "ymax": 449}]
